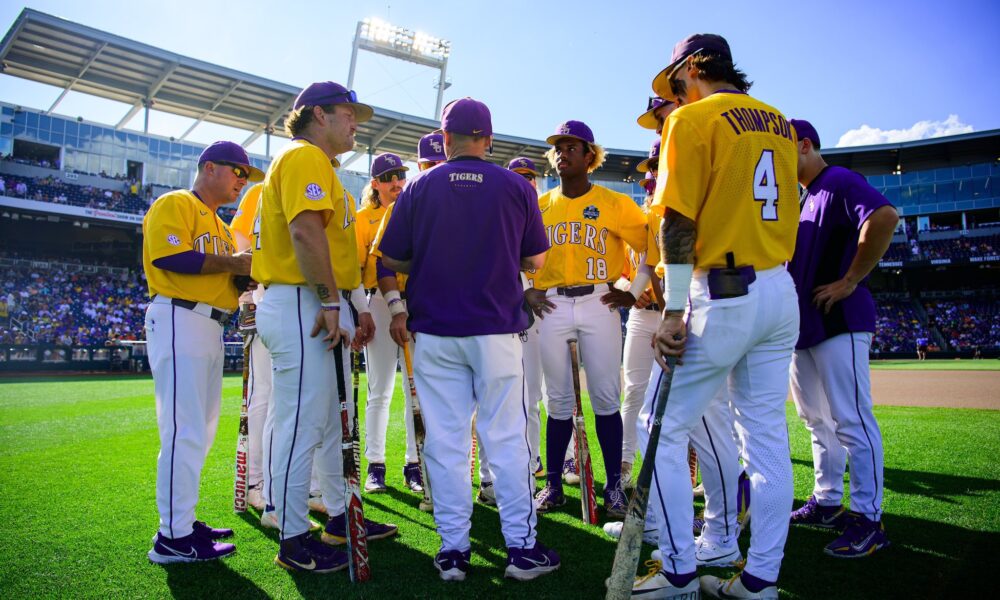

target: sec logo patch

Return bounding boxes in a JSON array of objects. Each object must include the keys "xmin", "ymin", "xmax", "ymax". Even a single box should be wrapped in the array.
[
  {"xmin": 167, "ymin": 234, "xmax": 181, "ymax": 246},
  {"xmin": 305, "ymin": 183, "xmax": 325, "ymax": 201}
]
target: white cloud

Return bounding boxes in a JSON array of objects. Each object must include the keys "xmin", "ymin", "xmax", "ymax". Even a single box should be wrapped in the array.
[{"xmin": 835, "ymin": 115, "xmax": 974, "ymax": 148}]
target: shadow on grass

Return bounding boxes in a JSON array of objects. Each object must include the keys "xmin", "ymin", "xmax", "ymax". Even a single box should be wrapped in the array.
[
  {"xmin": 162, "ymin": 560, "xmax": 269, "ymax": 600},
  {"xmin": 792, "ymin": 457, "xmax": 1000, "ymax": 503}
]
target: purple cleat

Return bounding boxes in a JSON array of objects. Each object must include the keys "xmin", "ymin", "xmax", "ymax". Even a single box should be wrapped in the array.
[
  {"xmin": 824, "ymin": 512, "xmax": 890, "ymax": 558},
  {"xmin": 148, "ymin": 531, "xmax": 235, "ymax": 564},
  {"xmin": 435, "ymin": 548, "xmax": 471, "ymax": 581},
  {"xmin": 275, "ymin": 532, "xmax": 348, "ymax": 573},
  {"xmin": 364, "ymin": 462, "xmax": 387, "ymax": 493},
  {"xmin": 790, "ymin": 495, "xmax": 846, "ymax": 529},
  {"xmin": 505, "ymin": 542, "xmax": 560, "ymax": 581},
  {"xmin": 192, "ymin": 520, "xmax": 234, "ymax": 540}
]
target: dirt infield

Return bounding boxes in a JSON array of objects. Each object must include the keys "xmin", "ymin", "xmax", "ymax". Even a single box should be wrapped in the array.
[{"xmin": 872, "ymin": 369, "xmax": 999, "ymax": 409}]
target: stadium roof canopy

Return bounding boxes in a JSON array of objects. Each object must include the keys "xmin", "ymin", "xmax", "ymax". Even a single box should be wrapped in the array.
[
  {"xmin": 818, "ymin": 130, "xmax": 1000, "ymax": 174},
  {"xmin": 0, "ymin": 8, "xmax": 645, "ymax": 175}
]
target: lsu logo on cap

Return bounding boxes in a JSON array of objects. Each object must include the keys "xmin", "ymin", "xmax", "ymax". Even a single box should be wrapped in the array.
[
  {"xmin": 558, "ymin": 124, "xmax": 572, "ymax": 135},
  {"xmin": 305, "ymin": 183, "xmax": 325, "ymax": 201},
  {"xmin": 167, "ymin": 234, "xmax": 181, "ymax": 246},
  {"xmin": 583, "ymin": 205, "xmax": 600, "ymax": 220},
  {"xmin": 385, "ymin": 156, "xmax": 397, "ymax": 166},
  {"xmin": 430, "ymin": 139, "xmax": 443, "ymax": 153}
]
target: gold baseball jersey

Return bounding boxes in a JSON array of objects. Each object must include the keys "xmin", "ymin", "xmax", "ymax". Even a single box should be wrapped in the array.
[
  {"xmin": 251, "ymin": 139, "xmax": 360, "ymax": 289},
  {"xmin": 370, "ymin": 202, "xmax": 408, "ymax": 292},
  {"xmin": 624, "ymin": 205, "xmax": 656, "ymax": 289},
  {"xmin": 142, "ymin": 189, "xmax": 239, "ymax": 310},
  {"xmin": 229, "ymin": 183, "xmax": 263, "ymax": 239},
  {"xmin": 533, "ymin": 184, "xmax": 647, "ymax": 289},
  {"xmin": 652, "ymin": 91, "xmax": 799, "ymax": 271},
  {"xmin": 356, "ymin": 203, "xmax": 387, "ymax": 289},
  {"xmin": 644, "ymin": 209, "xmax": 666, "ymax": 278}
]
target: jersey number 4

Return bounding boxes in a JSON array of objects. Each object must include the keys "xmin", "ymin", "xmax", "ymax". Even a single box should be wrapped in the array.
[{"xmin": 753, "ymin": 150, "xmax": 779, "ymax": 221}]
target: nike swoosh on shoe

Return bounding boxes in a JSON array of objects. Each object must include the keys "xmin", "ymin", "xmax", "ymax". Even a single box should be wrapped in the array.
[{"xmin": 850, "ymin": 530, "xmax": 878, "ymax": 552}]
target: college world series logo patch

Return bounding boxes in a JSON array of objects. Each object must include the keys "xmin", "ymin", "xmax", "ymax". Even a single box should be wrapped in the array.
[
  {"xmin": 583, "ymin": 205, "xmax": 600, "ymax": 220},
  {"xmin": 305, "ymin": 183, "xmax": 325, "ymax": 201}
]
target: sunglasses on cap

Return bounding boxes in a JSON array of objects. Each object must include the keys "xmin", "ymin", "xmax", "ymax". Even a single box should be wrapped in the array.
[
  {"xmin": 647, "ymin": 96, "xmax": 662, "ymax": 110},
  {"xmin": 214, "ymin": 161, "xmax": 252, "ymax": 180},
  {"xmin": 375, "ymin": 171, "xmax": 406, "ymax": 184}
]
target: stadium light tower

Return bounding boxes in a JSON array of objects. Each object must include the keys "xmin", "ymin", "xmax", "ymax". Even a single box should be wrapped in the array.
[{"xmin": 346, "ymin": 18, "xmax": 452, "ymax": 118}]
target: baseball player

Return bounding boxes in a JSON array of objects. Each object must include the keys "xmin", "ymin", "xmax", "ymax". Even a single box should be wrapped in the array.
[
  {"xmin": 632, "ymin": 34, "xmax": 801, "ymax": 599},
  {"xmin": 787, "ymin": 119, "xmax": 894, "ymax": 557},
  {"xmin": 355, "ymin": 152, "xmax": 422, "ymax": 494},
  {"xmin": 379, "ymin": 97, "xmax": 559, "ymax": 582},
  {"xmin": 475, "ymin": 156, "xmax": 547, "ymax": 507},
  {"xmin": 417, "ymin": 131, "xmax": 447, "ymax": 170},
  {"xmin": 525, "ymin": 120, "xmax": 647, "ymax": 520},
  {"xmin": 144, "ymin": 140, "xmax": 261, "ymax": 563},
  {"xmin": 251, "ymin": 81, "xmax": 394, "ymax": 574}
]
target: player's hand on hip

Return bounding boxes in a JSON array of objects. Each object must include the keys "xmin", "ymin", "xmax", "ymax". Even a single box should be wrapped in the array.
[
  {"xmin": 311, "ymin": 309, "xmax": 344, "ymax": 350},
  {"xmin": 230, "ymin": 251, "xmax": 252, "ymax": 276},
  {"xmin": 600, "ymin": 288, "xmax": 638, "ymax": 310},
  {"xmin": 633, "ymin": 288, "xmax": 654, "ymax": 310},
  {"xmin": 812, "ymin": 278, "xmax": 857, "ymax": 314},
  {"xmin": 389, "ymin": 312, "xmax": 410, "ymax": 348},
  {"xmin": 353, "ymin": 312, "xmax": 376, "ymax": 351},
  {"xmin": 653, "ymin": 312, "xmax": 687, "ymax": 372},
  {"xmin": 524, "ymin": 288, "xmax": 555, "ymax": 319}
]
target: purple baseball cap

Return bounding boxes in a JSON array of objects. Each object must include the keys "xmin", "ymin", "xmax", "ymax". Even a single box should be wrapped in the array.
[
  {"xmin": 440, "ymin": 97, "xmax": 492, "ymax": 136},
  {"xmin": 370, "ymin": 153, "xmax": 409, "ymax": 179},
  {"xmin": 198, "ymin": 141, "xmax": 265, "ymax": 181},
  {"xmin": 636, "ymin": 139, "xmax": 661, "ymax": 173},
  {"xmin": 637, "ymin": 97, "xmax": 676, "ymax": 130},
  {"xmin": 293, "ymin": 81, "xmax": 374, "ymax": 123},
  {"xmin": 417, "ymin": 132, "xmax": 446, "ymax": 162},
  {"xmin": 545, "ymin": 120, "xmax": 595, "ymax": 146},
  {"xmin": 790, "ymin": 119, "xmax": 821, "ymax": 149},
  {"xmin": 652, "ymin": 33, "xmax": 733, "ymax": 100},
  {"xmin": 507, "ymin": 156, "xmax": 538, "ymax": 175}
]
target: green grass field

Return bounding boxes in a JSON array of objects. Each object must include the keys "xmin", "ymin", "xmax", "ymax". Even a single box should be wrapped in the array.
[
  {"xmin": 870, "ymin": 359, "xmax": 1000, "ymax": 371},
  {"xmin": 0, "ymin": 373, "xmax": 997, "ymax": 598}
]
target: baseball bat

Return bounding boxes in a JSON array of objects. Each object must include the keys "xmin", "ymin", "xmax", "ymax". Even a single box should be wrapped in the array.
[
  {"xmin": 470, "ymin": 413, "xmax": 478, "ymax": 483},
  {"xmin": 352, "ymin": 351, "xmax": 363, "ymax": 489},
  {"xmin": 334, "ymin": 342, "xmax": 370, "ymax": 582},
  {"xmin": 605, "ymin": 356, "xmax": 677, "ymax": 600},
  {"xmin": 568, "ymin": 339, "xmax": 599, "ymax": 525},
  {"xmin": 233, "ymin": 302, "xmax": 255, "ymax": 513},
  {"xmin": 403, "ymin": 343, "xmax": 434, "ymax": 512}
]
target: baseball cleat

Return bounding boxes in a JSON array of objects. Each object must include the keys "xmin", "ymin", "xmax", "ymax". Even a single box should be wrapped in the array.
[
  {"xmin": 534, "ymin": 484, "xmax": 566, "ymax": 513},
  {"xmin": 602, "ymin": 520, "xmax": 658, "ymax": 546},
  {"xmin": 275, "ymin": 532, "xmax": 348, "ymax": 574},
  {"xmin": 604, "ymin": 482, "xmax": 628, "ymax": 519},
  {"xmin": 562, "ymin": 458, "xmax": 581, "ymax": 485},
  {"xmin": 148, "ymin": 531, "xmax": 235, "ymax": 564},
  {"xmin": 692, "ymin": 482, "xmax": 705, "ymax": 498},
  {"xmin": 435, "ymin": 548, "xmax": 471, "ymax": 581},
  {"xmin": 701, "ymin": 573, "xmax": 778, "ymax": 599},
  {"xmin": 247, "ymin": 484, "xmax": 266, "ymax": 512},
  {"xmin": 533, "ymin": 456, "xmax": 545, "ymax": 478},
  {"xmin": 260, "ymin": 509, "xmax": 322, "ymax": 532},
  {"xmin": 693, "ymin": 515, "xmax": 705, "ymax": 536},
  {"xmin": 695, "ymin": 535, "xmax": 743, "ymax": 567},
  {"xmin": 617, "ymin": 560, "xmax": 700, "ymax": 599},
  {"xmin": 364, "ymin": 462, "xmax": 388, "ymax": 493},
  {"xmin": 307, "ymin": 493, "xmax": 327, "ymax": 514},
  {"xmin": 823, "ymin": 512, "xmax": 890, "ymax": 558},
  {"xmin": 621, "ymin": 461, "xmax": 634, "ymax": 492},
  {"xmin": 790, "ymin": 495, "xmax": 846, "ymax": 529},
  {"xmin": 192, "ymin": 520, "xmax": 234, "ymax": 540},
  {"xmin": 505, "ymin": 542, "xmax": 561, "ymax": 581},
  {"xmin": 477, "ymin": 481, "xmax": 497, "ymax": 506},
  {"xmin": 419, "ymin": 498, "xmax": 434, "ymax": 512},
  {"xmin": 321, "ymin": 513, "xmax": 398, "ymax": 545},
  {"xmin": 403, "ymin": 462, "xmax": 424, "ymax": 493}
]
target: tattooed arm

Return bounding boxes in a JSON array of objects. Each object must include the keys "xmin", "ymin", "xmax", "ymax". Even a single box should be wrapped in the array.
[
  {"xmin": 289, "ymin": 210, "xmax": 344, "ymax": 350},
  {"xmin": 653, "ymin": 208, "xmax": 697, "ymax": 371}
]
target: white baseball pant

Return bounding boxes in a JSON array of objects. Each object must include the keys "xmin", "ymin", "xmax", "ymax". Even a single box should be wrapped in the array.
[
  {"xmin": 791, "ymin": 332, "xmax": 884, "ymax": 521},
  {"xmin": 644, "ymin": 266, "xmax": 799, "ymax": 582}
]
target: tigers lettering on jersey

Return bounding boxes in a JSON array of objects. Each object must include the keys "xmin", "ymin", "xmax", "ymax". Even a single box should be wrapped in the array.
[
  {"xmin": 142, "ymin": 189, "xmax": 239, "ymax": 310},
  {"xmin": 252, "ymin": 139, "xmax": 361, "ymax": 289},
  {"xmin": 533, "ymin": 184, "xmax": 647, "ymax": 289},
  {"xmin": 652, "ymin": 92, "xmax": 799, "ymax": 271}
]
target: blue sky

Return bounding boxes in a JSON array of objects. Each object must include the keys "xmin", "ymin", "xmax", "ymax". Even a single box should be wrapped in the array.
[{"xmin": 1, "ymin": 0, "xmax": 998, "ymax": 165}]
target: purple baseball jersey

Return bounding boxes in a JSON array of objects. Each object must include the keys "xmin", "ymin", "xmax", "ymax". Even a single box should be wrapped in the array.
[
  {"xmin": 378, "ymin": 156, "xmax": 549, "ymax": 336},
  {"xmin": 788, "ymin": 165, "xmax": 894, "ymax": 349}
]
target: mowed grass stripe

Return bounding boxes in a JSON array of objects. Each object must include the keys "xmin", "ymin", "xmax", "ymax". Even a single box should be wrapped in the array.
[{"xmin": 0, "ymin": 373, "xmax": 997, "ymax": 598}]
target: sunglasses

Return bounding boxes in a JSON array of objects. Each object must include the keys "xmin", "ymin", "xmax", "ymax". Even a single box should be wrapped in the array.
[
  {"xmin": 519, "ymin": 173, "xmax": 536, "ymax": 182},
  {"xmin": 647, "ymin": 96, "xmax": 663, "ymax": 110},
  {"xmin": 214, "ymin": 161, "xmax": 251, "ymax": 180},
  {"xmin": 316, "ymin": 90, "xmax": 359, "ymax": 105},
  {"xmin": 375, "ymin": 171, "xmax": 406, "ymax": 184}
]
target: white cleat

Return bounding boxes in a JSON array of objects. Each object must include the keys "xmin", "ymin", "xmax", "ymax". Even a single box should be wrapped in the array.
[
  {"xmin": 307, "ymin": 493, "xmax": 327, "ymax": 514},
  {"xmin": 602, "ymin": 520, "xmax": 658, "ymax": 546},
  {"xmin": 260, "ymin": 510, "xmax": 322, "ymax": 532},
  {"xmin": 613, "ymin": 560, "xmax": 700, "ymax": 599},
  {"xmin": 695, "ymin": 536, "xmax": 743, "ymax": 567},
  {"xmin": 247, "ymin": 485, "xmax": 266, "ymax": 512},
  {"xmin": 701, "ymin": 573, "xmax": 778, "ymax": 599}
]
